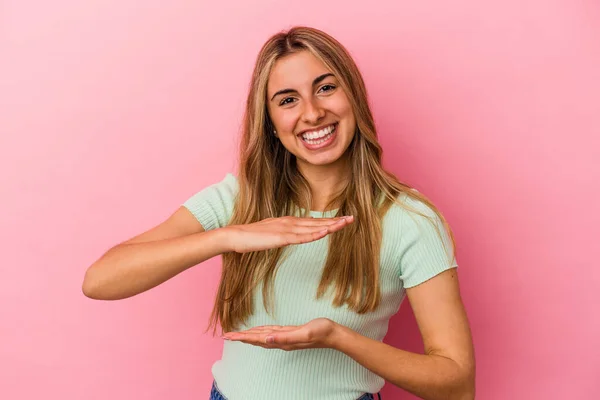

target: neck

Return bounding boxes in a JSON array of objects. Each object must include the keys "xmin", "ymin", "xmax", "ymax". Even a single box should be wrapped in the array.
[{"xmin": 297, "ymin": 154, "xmax": 350, "ymax": 212}]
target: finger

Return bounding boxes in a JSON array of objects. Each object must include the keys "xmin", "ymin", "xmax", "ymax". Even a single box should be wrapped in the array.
[
  {"xmin": 230, "ymin": 332, "xmax": 274, "ymax": 345},
  {"xmin": 246, "ymin": 325, "xmax": 295, "ymax": 332},
  {"xmin": 290, "ymin": 221, "xmax": 353, "ymax": 236},
  {"xmin": 266, "ymin": 330, "xmax": 309, "ymax": 346},
  {"xmin": 308, "ymin": 219, "xmax": 349, "ymax": 235},
  {"xmin": 253, "ymin": 325, "xmax": 283, "ymax": 330},
  {"xmin": 223, "ymin": 327, "xmax": 269, "ymax": 336},
  {"xmin": 286, "ymin": 225, "xmax": 342, "ymax": 234},
  {"xmin": 291, "ymin": 229, "xmax": 329, "ymax": 244},
  {"xmin": 232, "ymin": 328, "xmax": 268, "ymax": 335},
  {"xmin": 237, "ymin": 326, "xmax": 282, "ymax": 334},
  {"xmin": 224, "ymin": 333, "xmax": 253, "ymax": 341},
  {"xmin": 223, "ymin": 328, "xmax": 287, "ymax": 339},
  {"xmin": 325, "ymin": 218, "xmax": 354, "ymax": 232},
  {"xmin": 288, "ymin": 216, "xmax": 355, "ymax": 243},
  {"xmin": 293, "ymin": 217, "xmax": 350, "ymax": 226},
  {"xmin": 235, "ymin": 337, "xmax": 270, "ymax": 348},
  {"xmin": 270, "ymin": 325, "xmax": 298, "ymax": 331},
  {"xmin": 249, "ymin": 325, "xmax": 298, "ymax": 333},
  {"xmin": 293, "ymin": 223, "xmax": 353, "ymax": 244}
]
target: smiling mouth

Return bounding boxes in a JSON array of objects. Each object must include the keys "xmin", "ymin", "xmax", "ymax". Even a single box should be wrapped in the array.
[{"xmin": 299, "ymin": 123, "xmax": 337, "ymax": 144}]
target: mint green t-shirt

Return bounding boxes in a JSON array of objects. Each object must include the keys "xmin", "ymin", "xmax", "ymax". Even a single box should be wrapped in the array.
[{"xmin": 183, "ymin": 173, "xmax": 458, "ymax": 400}]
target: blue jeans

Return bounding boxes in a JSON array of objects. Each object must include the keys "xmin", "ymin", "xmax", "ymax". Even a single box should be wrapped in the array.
[{"xmin": 209, "ymin": 380, "xmax": 382, "ymax": 400}]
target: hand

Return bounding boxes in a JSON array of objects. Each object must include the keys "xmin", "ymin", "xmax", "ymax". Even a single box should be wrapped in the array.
[
  {"xmin": 222, "ymin": 318, "xmax": 340, "ymax": 350},
  {"xmin": 222, "ymin": 215, "xmax": 354, "ymax": 253}
]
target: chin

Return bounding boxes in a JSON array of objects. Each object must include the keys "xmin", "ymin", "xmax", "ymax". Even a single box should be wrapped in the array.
[
  {"xmin": 304, "ymin": 157, "xmax": 339, "ymax": 167},
  {"xmin": 300, "ymin": 146, "xmax": 349, "ymax": 167}
]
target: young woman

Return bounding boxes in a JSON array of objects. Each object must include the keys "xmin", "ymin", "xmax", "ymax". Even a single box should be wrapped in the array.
[{"xmin": 82, "ymin": 26, "xmax": 475, "ymax": 400}]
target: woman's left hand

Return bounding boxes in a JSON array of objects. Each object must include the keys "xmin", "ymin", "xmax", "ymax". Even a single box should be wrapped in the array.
[{"xmin": 222, "ymin": 317, "xmax": 339, "ymax": 350}]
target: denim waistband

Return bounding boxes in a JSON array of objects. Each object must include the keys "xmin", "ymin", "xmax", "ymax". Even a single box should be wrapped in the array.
[
  {"xmin": 209, "ymin": 380, "xmax": 382, "ymax": 400},
  {"xmin": 209, "ymin": 381, "xmax": 227, "ymax": 400}
]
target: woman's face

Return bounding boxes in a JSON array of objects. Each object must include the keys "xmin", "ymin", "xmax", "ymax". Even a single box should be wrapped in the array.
[{"xmin": 266, "ymin": 51, "xmax": 356, "ymax": 168}]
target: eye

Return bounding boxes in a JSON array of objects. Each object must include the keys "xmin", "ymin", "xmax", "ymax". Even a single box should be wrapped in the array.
[
  {"xmin": 279, "ymin": 97, "xmax": 296, "ymax": 106},
  {"xmin": 319, "ymin": 84, "xmax": 336, "ymax": 93}
]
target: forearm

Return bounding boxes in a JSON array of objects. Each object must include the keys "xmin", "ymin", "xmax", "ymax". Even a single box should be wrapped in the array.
[
  {"xmin": 82, "ymin": 228, "xmax": 230, "ymax": 300},
  {"xmin": 331, "ymin": 325, "xmax": 474, "ymax": 400}
]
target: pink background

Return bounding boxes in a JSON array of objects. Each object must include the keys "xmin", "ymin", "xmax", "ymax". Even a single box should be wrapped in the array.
[{"xmin": 1, "ymin": 1, "xmax": 598, "ymax": 399}]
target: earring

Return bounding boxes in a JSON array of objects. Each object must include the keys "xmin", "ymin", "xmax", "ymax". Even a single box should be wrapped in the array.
[{"xmin": 273, "ymin": 130, "xmax": 278, "ymax": 137}]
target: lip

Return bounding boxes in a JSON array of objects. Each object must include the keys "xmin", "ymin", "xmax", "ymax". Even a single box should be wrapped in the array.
[
  {"xmin": 299, "ymin": 124, "xmax": 338, "ymax": 151},
  {"xmin": 296, "ymin": 122, "xmax": 338, "ymax": 137}
]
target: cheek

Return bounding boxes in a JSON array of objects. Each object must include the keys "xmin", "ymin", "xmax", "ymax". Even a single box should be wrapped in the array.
[
  {"xmin": 281, "ymin": 115, "xmax": 299, "ymax": 132},
  {"xmin": 330, "ymin": 93, "xmax": 354, "ymax": 120},
  {"xmin": 270, "ymin": 109, "xmax": 298, "ymax": 133},
  {"xmin": 338, "ymin": 106, "xmax": 356, "ymax": 135}
]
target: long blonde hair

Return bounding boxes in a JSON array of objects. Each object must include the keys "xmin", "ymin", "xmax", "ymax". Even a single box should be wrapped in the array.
[{"xmin": 206, "ymin": 26, "xmax": 456, "ymax": 334}]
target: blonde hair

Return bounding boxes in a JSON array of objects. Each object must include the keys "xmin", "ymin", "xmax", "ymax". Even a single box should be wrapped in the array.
[{"xmin": 206, "ymin": 26, "xmax": 456, "ymax": 334}]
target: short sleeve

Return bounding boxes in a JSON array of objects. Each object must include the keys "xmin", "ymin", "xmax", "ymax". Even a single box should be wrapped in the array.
[
  {"xmin": 397, "ymin": 196, "xmax": 458, "ymax": 288},
  {"xmin": 182, "ymin": 173, "xmax": 238, "ymax": 231}
]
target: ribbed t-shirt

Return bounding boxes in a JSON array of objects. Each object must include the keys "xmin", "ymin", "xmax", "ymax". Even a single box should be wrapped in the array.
[{"xmin": 183, "ymin": 173, "xmax": 458, "ymax": 400}]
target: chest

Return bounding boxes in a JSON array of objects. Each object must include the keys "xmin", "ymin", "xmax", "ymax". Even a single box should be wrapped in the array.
[{"xmin": 249, "ymin": 236, "xmax": 405, "ymax": 332}]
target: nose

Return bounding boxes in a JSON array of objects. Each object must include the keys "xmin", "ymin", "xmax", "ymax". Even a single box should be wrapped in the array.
[{"xmin": 301, "ymin": 98, "xmax": 325, "ymax": 125}]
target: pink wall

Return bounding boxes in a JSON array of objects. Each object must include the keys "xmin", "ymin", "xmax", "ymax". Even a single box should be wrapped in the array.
[{"xmin": 2, "ymin": 1, "xmax": 598, "ymax": 399}]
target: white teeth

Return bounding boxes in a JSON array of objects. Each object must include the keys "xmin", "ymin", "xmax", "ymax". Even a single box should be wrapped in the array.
[{"xmin": 301, "ymin": 124, "xmax": 335, "ymax": 141}]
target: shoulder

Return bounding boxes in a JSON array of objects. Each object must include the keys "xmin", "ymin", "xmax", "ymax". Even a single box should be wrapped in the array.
[
  {"xmin": 191, "ymin": 173, "xmax": 238, "ymax": 200},
  {"xmin": 383, "ymin": 189, "xmax": 440, "ymax": 230},
  {"xmin": 207, "ymin": 172, "xmax": 238, "ymax": 193},
  {"xmin": 214, "ymin": 173, "xmax": 239, "ymax": 197},
  {"xmin": 181, "ymin": 173, "xmax": 239, "ymax": 230},
  {"xmin": 382, "ymin": 190, "xmax": 455, "ymax": 261},
  {"xmin": 382, "ymin": 190, "xmax": 458, "ymax": 288}
]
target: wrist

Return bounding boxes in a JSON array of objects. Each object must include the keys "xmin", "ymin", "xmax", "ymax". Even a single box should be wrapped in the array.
[
  {"xmin": 326, "ymin": 322, "xmax": 354, "ymax": 351},
  {"xmin": 211, "ymin": 226, "xmax": 235, "ymax": 254}
]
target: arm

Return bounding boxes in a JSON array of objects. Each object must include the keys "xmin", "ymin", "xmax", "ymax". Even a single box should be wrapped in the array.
[
  {"xmin": 223, "ymin": 268, "xmax": 475, "ymax": 399},
  {"xmin": 82, "ymin": 207, "xmax": 350, "ymax": 300},
  {"xmin": 82, "ymin": 206, "xmax": 228, "ymax": 300},
  {"xmin": 332, "ymin": 268, "xmax": 475, "ymax": 400}
]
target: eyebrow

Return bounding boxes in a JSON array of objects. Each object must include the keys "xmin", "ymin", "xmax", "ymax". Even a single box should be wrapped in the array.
[{"xmin": 270, "ymin": 73, "xmax": 335, "ymax": 101}]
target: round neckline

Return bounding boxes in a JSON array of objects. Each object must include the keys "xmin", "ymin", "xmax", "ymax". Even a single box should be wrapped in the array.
[
  {"xmin": 292, "ymin": 204, "xmax": 340, "ymax": 218},
  {"xmin": 307, "ymin": 208, "xmax": 340, "ymax": 218}
]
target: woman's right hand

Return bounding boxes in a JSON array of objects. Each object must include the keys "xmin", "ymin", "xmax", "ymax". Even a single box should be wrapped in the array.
[{"xmin": 221, "ymin": 215, "xmax": 355, "ymax": 253}]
